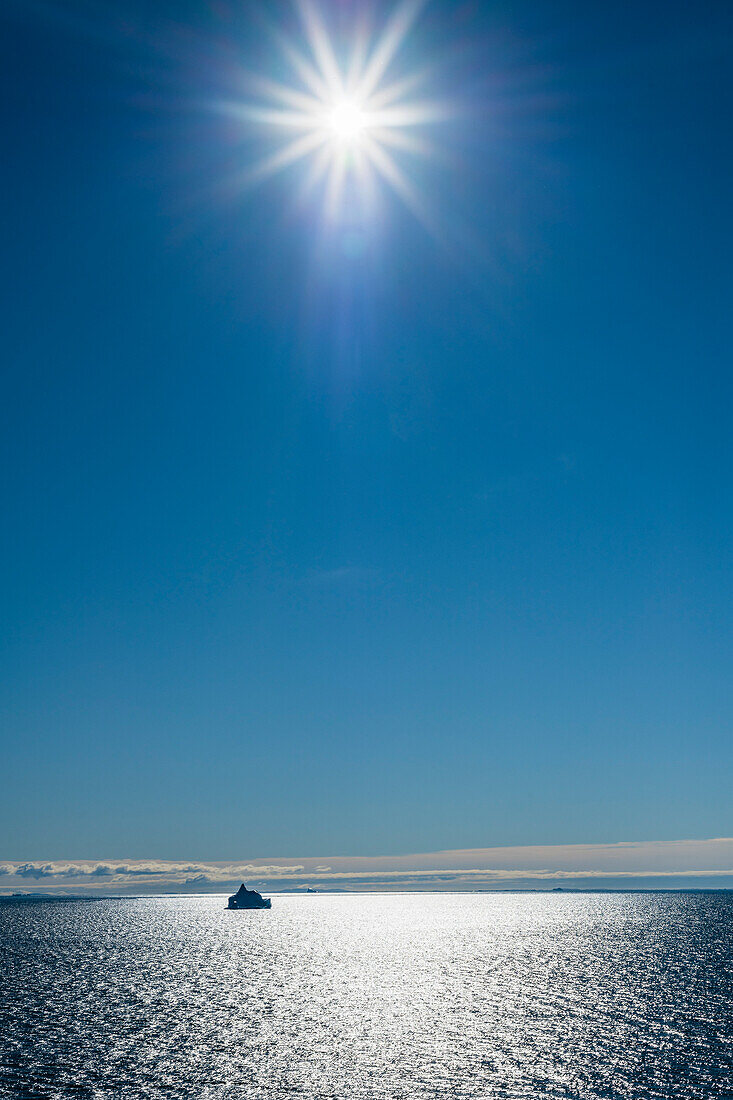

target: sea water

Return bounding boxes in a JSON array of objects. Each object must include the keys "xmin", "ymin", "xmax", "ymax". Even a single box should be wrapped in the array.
[{"xmin": 1, "ymin": 892, "xmax": 731, "ymax": 1098}]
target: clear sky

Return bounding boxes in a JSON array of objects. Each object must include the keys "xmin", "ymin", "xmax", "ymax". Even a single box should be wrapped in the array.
[{"xmin": 1, "ymin": 0, "xmax": 731, "ymax": 864}]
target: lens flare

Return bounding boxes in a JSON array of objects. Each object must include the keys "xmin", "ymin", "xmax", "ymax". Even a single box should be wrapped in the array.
[{"xmin": 223, "ymin": 0, "xmax": 444, "ymax": 224}]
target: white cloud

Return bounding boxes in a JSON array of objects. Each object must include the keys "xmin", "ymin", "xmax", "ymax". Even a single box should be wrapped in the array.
[{"xmin": 2, "ymin": 839, "xmax": 733, "ymax": 893}]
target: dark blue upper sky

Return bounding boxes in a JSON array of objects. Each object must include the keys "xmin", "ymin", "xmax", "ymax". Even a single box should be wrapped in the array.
[{"xmin": 1, "ymin": 0, "xmax": 731, "ymax": 860}]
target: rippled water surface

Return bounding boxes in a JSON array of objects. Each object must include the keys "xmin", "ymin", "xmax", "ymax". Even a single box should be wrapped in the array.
[{"xmin": 1, "ymin": 892, "xmax": 732, "ymax": 1098}]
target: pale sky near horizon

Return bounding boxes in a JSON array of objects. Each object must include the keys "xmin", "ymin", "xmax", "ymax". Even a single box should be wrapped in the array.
[
  {"xmin": 4, "ymin": 838, "xmax": 733, "ymax": 894},
  {"xmin": 1, "ymin": 0, "xmax": 731, "ymax": 862}
]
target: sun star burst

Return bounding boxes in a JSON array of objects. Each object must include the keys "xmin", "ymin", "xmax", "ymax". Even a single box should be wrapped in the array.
[{"xmin": 228, "ymin": 0, "xmax": 441, "ymax": 224}]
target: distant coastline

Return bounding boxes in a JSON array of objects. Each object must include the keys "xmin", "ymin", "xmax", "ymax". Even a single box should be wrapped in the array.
[{"xmin": 3, "ymin": 886, "xmax": 732, "ymax": 902}]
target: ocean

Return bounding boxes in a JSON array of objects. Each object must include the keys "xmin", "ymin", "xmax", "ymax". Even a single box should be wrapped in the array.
[{"xmin": 1, "ymin": 892, "xmax": 731, "ymax": 1098}]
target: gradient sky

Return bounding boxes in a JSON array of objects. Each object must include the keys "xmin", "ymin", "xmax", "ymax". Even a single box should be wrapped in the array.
[{"xmin": 1, "ymin": 0, "xmax": 731, "ymax": 864}]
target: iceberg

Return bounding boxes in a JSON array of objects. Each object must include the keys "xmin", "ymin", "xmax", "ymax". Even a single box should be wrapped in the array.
[{"xmin": 226, "ymin": 883, "xmax": 272, "ymax": 910}]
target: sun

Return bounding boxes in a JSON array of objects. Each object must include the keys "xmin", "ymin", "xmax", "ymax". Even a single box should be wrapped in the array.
[
  {"xmin": 327, "ymin": 100, "xmax": 369, "ymax": 145},
  {"xmin": 225, "ymin": 0, "xmax": 443, "ymax": 223}
]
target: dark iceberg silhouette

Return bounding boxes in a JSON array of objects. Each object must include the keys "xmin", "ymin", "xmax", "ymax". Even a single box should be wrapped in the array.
[{"xmin": 226, "ymin": 883, "xmax": 272, "ymax": 910}]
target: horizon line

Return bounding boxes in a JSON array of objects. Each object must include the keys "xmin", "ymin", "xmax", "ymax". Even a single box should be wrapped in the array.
[{"xmin": 3, "ymin": 836, "xmax": 733, "ymax": 894}]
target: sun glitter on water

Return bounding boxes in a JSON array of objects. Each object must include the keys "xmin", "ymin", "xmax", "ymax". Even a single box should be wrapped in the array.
[{"xmin": 225, "ymin": 0, "xmax": 443, "ymax": 223}]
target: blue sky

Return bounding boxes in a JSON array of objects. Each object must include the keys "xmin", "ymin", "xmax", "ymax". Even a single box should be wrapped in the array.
[{"xmin": 1, "ymin": 0, "xmax": 731, "ymax": 865}]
